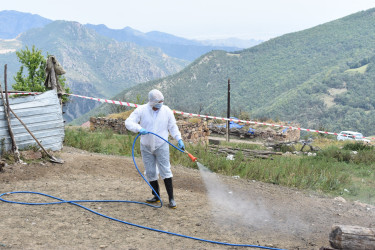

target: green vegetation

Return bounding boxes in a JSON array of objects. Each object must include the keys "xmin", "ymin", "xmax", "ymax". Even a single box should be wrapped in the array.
[
  {"xmin": 12, "ymin": 45, "xmax": 70, "ymax": 102},
  {"xmin": 115, "ymin": 8, "xmax": 375, "ymax": 136},
  {"xmin": 345, "ymin": 64, "xmax": 368, "ymax": 74},
  {"xmin": 13, "ymin": 45, "xmax": 47, "ymax": 92},
  {"xmin": 64, "ymin": 127, "xmax": 375, "ymax": 205},
  {"xmin": 64, "ymin": 127, "xmax": 141, "ymax": 156}
]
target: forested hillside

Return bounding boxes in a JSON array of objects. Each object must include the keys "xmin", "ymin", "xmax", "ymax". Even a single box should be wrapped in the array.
[
  {"xmin": 0, "ymin": 20, "xmax": 189, "ymax": 122},
  {"xmin": 111, "ymin": 8, "xmax": 375, "ymax": 136},
  {"xmin": 0, "ymin": 11, "xmax": 259, "ymax": 122}
]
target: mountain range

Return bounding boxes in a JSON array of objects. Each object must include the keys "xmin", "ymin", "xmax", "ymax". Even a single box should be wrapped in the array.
[
  {"xmin": 1, "ymin": 20, "xmax": 188, "ymax": 121},
  {"xmin": 2, "ymin": 9, "xmax": 375, "ymax": 136},
  {"xmin": 0, "ymin": 10, "xmax": 51, "ymax": 39},
  {"xmin": 0, "ymin": 10, "xmax": 254, "ymax": 122},
  {"xmin": 79, "ymin": 8, "xmax": 375, "ymax": 136},
  {"xmin": 85, "ymin": 24, "xmax": 261, "ymax": 61}
]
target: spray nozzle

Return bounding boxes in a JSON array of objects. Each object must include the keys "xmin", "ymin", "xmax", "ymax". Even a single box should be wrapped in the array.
[{"xmin": 185, "ymin": 150, "xmax": 197, "ymax": 162}]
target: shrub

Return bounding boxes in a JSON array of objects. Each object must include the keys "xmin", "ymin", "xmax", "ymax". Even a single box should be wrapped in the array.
[{"xmin": 343, "ymin": 142, "xmax": 373, "ymax": 151}]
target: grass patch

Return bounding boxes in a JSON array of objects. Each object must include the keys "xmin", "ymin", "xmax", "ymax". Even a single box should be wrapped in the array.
[
  {"xmin": 64, "ymin": 128, "xmax": 375, "ymax": 204},
  {"xmin": 219, "ymin": 140, "xmax": 267, "ymax": 150},
  {"xmin": 345, "ymin": 64, "xmax": 368, "ymax": 74},
  {"xmin": 64, "ymin": 127, "xmax": 141, "ymax": 157}
]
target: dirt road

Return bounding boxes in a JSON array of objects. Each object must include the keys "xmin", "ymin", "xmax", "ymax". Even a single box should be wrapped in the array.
[{"xmin": 1, "ymin": 146, "xmax": 374, "ymax": 249}]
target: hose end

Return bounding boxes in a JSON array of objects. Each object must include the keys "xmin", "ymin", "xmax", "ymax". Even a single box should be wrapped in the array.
[{"xmin": 187, "ymin": 152, "xmax": 197, "ymax": 162}]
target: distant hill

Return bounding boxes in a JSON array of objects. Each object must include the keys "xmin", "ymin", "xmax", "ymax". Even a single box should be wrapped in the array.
[
  {"xmin": 87, "ymin": 8, "xmax": 375, "ymax": 136},
  {"xmin": 0, "ymin": 10, "xmax": 51, "ymax": 39},
  {"xmin": 0, "ymin": 20, "xmax": 189, "ymax": 122},
  {"xmin": 0, "ymin": 10, "xmax": 263, "ymax": 123},
  {"xmin": 85, "ymin": 24, "xmax": 248, "ymax": 61}
]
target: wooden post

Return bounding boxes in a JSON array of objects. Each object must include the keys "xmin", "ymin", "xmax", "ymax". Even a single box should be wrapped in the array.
[
  {"xmin": 1, "ymin": 65, "xmax": 21, "ymax": 162},
  {"xmin": 226, "ymin": 78, "xmax": 230, "ymax": 142},
  {"xmin": 329, "ymin": 225, "xmax": 375, "ymax": 249},
  {"xmin": 50, "ymin": 62, "xmax": 57, "ymax": 90}
]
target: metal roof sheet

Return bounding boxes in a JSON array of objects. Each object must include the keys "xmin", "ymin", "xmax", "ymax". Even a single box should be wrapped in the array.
[{"xmin": 0, "ymin": 90, "xmax": 64, "ymax": 153}]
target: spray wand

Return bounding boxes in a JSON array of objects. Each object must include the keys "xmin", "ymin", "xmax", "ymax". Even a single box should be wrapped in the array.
[{"xmin": 142, "ymin": 131, "xmax": 198, "ymax": 163}]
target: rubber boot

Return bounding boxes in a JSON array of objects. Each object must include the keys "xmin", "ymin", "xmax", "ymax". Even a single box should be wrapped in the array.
[
  {"xmin": 146, "ymin": 180, "xmax": 160, "ymax": 203},
  {"xmin": 164, "ymin": 177, "xmax": 177, "ymax": 209}
]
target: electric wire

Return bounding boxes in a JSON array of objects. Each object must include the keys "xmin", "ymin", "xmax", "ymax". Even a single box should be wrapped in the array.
[{"xmin": 0, "ymin": 132, "xmax": 285, "ymax": 250}]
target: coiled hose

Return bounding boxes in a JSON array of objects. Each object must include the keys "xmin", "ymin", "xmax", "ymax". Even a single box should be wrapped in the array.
[{"xmin": 0, "ymin": 132, "xmax": 284, "ymax": 250}]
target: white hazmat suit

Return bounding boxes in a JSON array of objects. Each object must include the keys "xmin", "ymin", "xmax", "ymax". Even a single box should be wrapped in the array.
[
  {"xmin": 125, "ymin": 89, "xmax": 182, "ymax": 208},
  {"xmin": 125, "ymin": 89, "xmax": 182, "ymax": 181}
]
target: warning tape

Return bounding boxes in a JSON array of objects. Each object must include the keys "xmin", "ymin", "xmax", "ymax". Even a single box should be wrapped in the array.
[
  {"xmin": 7, "ymin": 92, "xmax": 40, "ymax": 96},
  {"xmin": 9, "ymin": 92, "xmax": 374, "ymax": 141},
  {"xmin": 68, "ymin": 93, "xmax": 139, "ymax": 108},
  {"xmin": 67, "ymin": 93, "xmax": 375, "ymax": 141}
]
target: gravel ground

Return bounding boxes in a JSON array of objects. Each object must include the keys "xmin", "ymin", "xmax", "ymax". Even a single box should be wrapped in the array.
[{"xmin": 1, "ymin": 146, "xmax": 374, "ymax": 249}]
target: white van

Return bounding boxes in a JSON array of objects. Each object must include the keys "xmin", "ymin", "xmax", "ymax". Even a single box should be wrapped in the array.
[{"xmin": 337, "ymin": 131, "xmax": 370, "ymax": 143}]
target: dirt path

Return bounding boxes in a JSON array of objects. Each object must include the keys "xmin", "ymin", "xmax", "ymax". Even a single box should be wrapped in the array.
[{"xmin": 1, "ymin": 146, "xmax": 374, "ymax": 249}]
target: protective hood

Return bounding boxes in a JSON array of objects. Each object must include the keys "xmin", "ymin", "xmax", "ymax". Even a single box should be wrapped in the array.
[{"xmin": 148, "ymin": 89, "xmax": 164, "ymax": 107}]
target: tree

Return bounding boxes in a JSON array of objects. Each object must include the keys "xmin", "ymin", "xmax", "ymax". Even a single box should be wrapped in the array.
[
  {"xmin": 13, "ymin": 45, "xmax": 46, "ymax": 92},
  {"xmin": 12, "ymin": 46, "xmax": 70, "ymax": 102}
]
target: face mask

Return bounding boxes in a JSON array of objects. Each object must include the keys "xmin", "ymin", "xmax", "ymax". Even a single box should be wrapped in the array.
[{"xmin": 154, "ymin": 103, "xmax": 163, "ymax": 109}]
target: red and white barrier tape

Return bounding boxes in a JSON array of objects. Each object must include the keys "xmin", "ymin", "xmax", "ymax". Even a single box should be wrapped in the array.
[
  {"xmin": 67, "ymin": 93, "xmax": 375, "ymax": 141},
  {"xmin": 6, "ymin": 92, "xmax": 40, "ymax": 96},
  {"xmin": 68, "ymin": 93, "xmax": 139, "ymax": 108}
]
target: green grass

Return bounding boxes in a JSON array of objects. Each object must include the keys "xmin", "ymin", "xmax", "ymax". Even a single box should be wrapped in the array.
[
  {"xmin": 64, "ymin": 127, "xmax": 141, "ymax": 156},
  {"xmin": 218, "ymin": 140, "xmax": 267, "ymax": 150},
  {"xmin": 64, "ymin": 128, "xmax": 375, "ymax": 205},
  {"xmin": 345, "ymin": 64, "xmax": 368, "ymax": 74}
]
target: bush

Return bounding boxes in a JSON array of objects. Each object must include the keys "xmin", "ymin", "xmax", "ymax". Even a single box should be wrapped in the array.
[{"xmin": 343, "ymin": 142, "xmax": 373, "ymax": 151}]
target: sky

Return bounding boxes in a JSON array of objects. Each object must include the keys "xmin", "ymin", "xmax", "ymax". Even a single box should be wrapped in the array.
[{"xmin": 1, "ymin": 0, "xmax": 375, "ymax": 40}]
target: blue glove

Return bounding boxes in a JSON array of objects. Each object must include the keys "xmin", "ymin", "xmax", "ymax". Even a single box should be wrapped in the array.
[
  {"xmin": 178, "ymin": 139, "xmax": 185, "ymax": 150},
  {"xmin": 139, "ymin": 128, "xmax": 149, "ymax": 135}
]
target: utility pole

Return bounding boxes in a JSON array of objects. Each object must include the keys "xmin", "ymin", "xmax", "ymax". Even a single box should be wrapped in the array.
[{"xmin": 226, "ymin": 78, "xmax": 230, "ymax": 142}]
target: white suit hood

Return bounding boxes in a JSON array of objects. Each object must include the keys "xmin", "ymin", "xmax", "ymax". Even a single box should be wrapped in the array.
[{"xmin": 148, "ymin": 89, "xmax": 164, "ymax": 107}]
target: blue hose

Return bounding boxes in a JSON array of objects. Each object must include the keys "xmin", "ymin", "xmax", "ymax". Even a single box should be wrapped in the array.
[{"xmin": 0, "ymin": 132, "xmax": 285, "ymax": 250}]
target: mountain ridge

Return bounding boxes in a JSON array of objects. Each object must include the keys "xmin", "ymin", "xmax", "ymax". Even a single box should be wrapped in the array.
[
  {"xmin": 0, "ymin": 20, "xmax": 189, "ymax": 122},
  {"xmin": 85, "ymin": 24, "xmax": 251, "ymax": 61},
  {"xmin": 104, "ymin": 8, "xmax": 375, "ymax": 136},
  {"xmin": 0, "ymin": 10, "xmax": 261, "ymax": 62},
  {"xmin": 0, "ymin": 10, "xmax": 52, "ymax": 39}
]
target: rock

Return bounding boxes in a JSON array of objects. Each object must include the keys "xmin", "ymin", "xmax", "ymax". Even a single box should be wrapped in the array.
[
  {"xmin": 226, "ymin": 154, "xmax": 234, "ymax": 160},
  {"xmin": 0, "ymin": 160, "xmax": 6, "ymax": 172},
  {"xmin": 334, "ymin": 197, "xmax": 347, "ymax": 203}
]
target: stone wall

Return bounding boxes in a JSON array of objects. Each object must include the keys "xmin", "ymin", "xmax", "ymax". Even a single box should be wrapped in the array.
[
  {"xmin": 89, "ymin": 115, "xmax": 297, "ymax": 144},
  {"xmin": 89, "ymin": 115, "xmax": 210, "ymax": 145},
  {"xmin": 89, "ymin": 117, "xmax": 127, "ymax": 134},
  {"xmin": 176, "ymin": 116, "xmax": 210, "ymax": 145},
  {"xmin": 209, "ymin": 122, "xmax": 300, "ymax": 142},
  {"xmin": 255, "ymin": 127, "xmax": 300, "ymax": 142}
]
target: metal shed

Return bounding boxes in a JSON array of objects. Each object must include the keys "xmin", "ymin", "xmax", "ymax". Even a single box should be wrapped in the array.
[{"xmin": 0, "ymin": 90, "xmax": 64, "ymax": 153}]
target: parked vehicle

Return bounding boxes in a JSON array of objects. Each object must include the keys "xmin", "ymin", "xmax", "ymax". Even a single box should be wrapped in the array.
[{"xmin": 337, "ymin": 131, "xmax": 370, "ymax": 143}]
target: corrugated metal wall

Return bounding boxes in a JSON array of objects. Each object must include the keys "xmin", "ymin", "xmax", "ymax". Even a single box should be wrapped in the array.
[{"xmin": 0, "ymin": 90, "xmax": 64, "ymax": 153}]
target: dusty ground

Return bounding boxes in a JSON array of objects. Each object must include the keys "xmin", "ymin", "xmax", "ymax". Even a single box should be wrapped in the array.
[{"xmin": 1, "ymin": 146, "xmax": 374, "ymax": 250}]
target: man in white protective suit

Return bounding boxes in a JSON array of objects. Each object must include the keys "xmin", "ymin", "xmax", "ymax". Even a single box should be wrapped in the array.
[{"xmin": 125, "ymin": 89, "xmax": 185, "ymax": 209}]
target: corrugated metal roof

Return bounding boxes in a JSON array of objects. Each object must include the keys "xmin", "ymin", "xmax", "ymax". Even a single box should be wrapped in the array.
[{"xmin": 0, "ymin": 90, "xmax": 64, "ymax": 153}]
